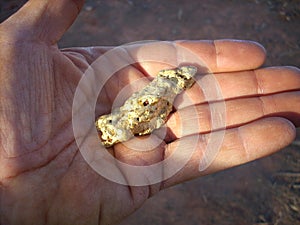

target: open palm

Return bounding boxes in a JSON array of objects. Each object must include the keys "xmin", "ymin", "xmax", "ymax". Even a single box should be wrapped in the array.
[{"xmin": 0, "ymin": 1, "xmax": 299, "ymax": 225}]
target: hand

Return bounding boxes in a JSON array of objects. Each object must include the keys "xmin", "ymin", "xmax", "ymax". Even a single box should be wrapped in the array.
[{"xmin": 0, "ymin": 1, "xmax": 299, "ymax": 225}]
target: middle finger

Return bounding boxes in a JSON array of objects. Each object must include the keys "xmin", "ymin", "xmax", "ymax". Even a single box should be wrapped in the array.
[{"xmin": 174, "ymin": 66, "xmax": 300, "ymax": 109}]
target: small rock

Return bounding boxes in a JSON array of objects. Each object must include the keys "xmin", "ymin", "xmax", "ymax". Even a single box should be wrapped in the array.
[{"xmin": 85, "ymin": 6, "xmax": 93, "ymax": 11}]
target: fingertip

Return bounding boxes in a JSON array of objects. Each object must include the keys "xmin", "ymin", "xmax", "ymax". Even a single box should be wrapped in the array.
[
  {"xmin": 247, "ymin": 40, "xmax": 267, "ymax": 66},
  {"xmin": 283, "ymin": 65, "xmax": 300, "ymax": 73},
  {"xmin": 1, "ymin": 0, "xmax": 85, "ymax": 45},
  {"xmin": 245, "ymin": 40, "xmax": 267, "ymax": 56},
  {"xmin": 239, "ymin": 117, "xmax": 296, "ymax": 160},
  {"xmin": 214, "ymin": 39, "xmax": 266, "ymax": 71},
  {"xmin": 273, "ymin": 117, "xmax": 297, "ymax": 144},
  {"xmin": 248, "ymin": 40, "xmax": 267, "ymax": 65},
  {"xmin": 267, "ymin": 117, "xmax": 296, "ymax": 143},
  {"xmin": 44, "ymin": 0, "xmax": 86, "ymax": 44}
]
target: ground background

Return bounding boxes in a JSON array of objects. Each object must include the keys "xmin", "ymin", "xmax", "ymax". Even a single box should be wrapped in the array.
[{"xmin": 1, "ymin": 0, "xmax": 299, "ymax": 224}]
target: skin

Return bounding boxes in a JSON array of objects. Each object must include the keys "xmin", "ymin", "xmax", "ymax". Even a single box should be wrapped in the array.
[{"xmin": 0, "ymin": 0, "xmax": 299, "ymax": 224}]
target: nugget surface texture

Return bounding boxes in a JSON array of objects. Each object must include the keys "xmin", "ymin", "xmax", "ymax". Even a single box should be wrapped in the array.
[{"xmin": 95, "ymin": 66, "xmax": 197, "ymax": 147}]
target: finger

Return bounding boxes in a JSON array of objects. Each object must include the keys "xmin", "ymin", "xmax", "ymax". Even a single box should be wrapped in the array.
[
  {"xmin": 174, "ymin": 66, "xmax": 300, "ymax": 109},
  {"xmin": 162, "ymin": 117, "xmax": 296, "ymax": 188},
  {"xmin": 1, "ymin": 0, "xmax": 85, "ymax": 44},
  {"xmin": 176, "ymin": 39, "xmax": 266, "ymax": 72},
  {"xmin": 166, "ymin": 91, "xmax": 300, "ymax": 141},
  {"xmin": 127, "ymin": 40, "xmax": 266, "ymax": 76}
]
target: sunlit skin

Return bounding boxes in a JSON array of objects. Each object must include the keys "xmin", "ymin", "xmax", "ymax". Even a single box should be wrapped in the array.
[{"xmin": 0, "ymin": 1, "xmax": 299, "ymax": 225}]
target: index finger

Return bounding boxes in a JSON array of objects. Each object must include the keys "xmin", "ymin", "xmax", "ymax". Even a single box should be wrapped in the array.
[
  {"xmin": 176, "ymin": 40, "xmax": 266, "ymax": 73},
  {"xmin": 131, "ymin": 40, "xmax": 266, "ymax": 76}
]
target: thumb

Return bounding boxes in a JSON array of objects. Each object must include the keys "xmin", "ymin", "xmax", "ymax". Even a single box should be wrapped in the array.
[{"xmin": 1, "ymin": 0, "xmax": 85, "ymax": 45}]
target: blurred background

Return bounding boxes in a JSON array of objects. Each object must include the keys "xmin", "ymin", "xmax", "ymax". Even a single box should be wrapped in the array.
[{"xmin": 1, "ymin": 0, "xmax": 299, "ymax": 224}]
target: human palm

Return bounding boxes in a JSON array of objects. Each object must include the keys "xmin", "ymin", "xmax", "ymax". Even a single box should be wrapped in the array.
[{"xmin": 0, "ymin": 1, "xmax": 299, "ymax": 225}]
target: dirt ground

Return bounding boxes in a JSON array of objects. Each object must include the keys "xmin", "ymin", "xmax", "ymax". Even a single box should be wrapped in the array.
[{"xmin": 1, "ymin": 0, "xmax": 299, "ymax": 224}]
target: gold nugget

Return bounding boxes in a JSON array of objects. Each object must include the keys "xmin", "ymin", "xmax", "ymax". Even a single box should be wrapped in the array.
[{"xmin": 95, "ymin": 66, "xmax": 197, "ymax": 147}]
